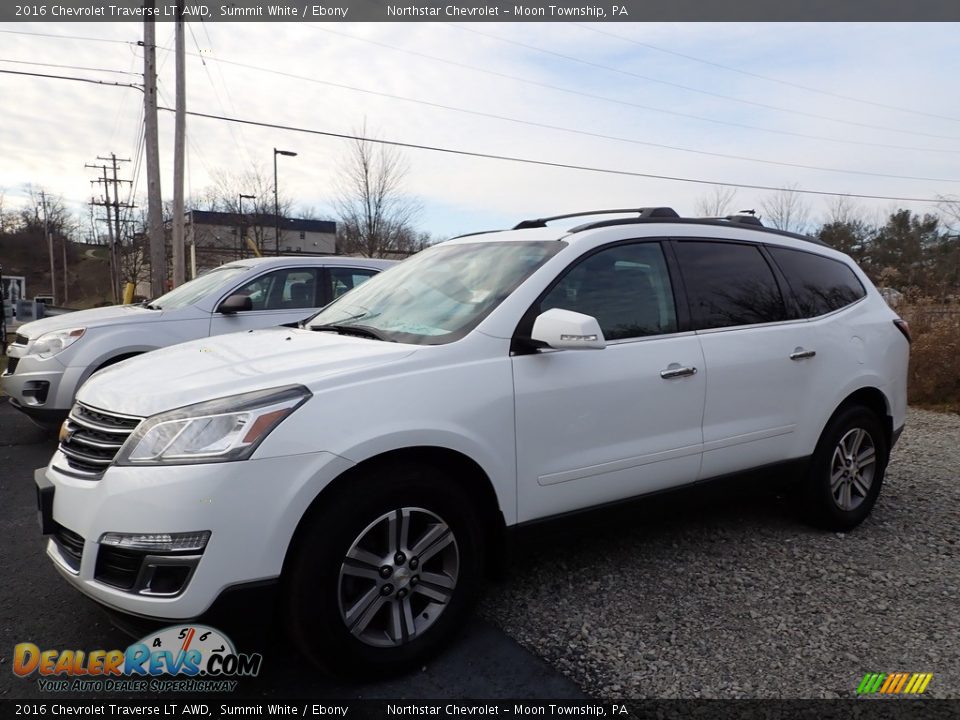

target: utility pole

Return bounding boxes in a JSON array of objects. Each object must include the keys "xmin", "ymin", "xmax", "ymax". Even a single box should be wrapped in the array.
[
  {"xmin": 143, "ymin": 11, "xmax": 166, "ymax": 298},
  {"xmin": 171, "ymin": 0, "xmax": 187, "ymax": 287},
  {"xmin": 87, "ymin": 157, "xmax": 133, "ymax": 304},
  {"xmin": 40, "ymin": 191, "xmax": 56, "ymax": 305},
  {"xmin": 62, "ymin": 235, "xmax": 68, "ymax": 305},
  {"xmin": 107, "ymin": 154, "xmax": 130, "ymax": 302}
]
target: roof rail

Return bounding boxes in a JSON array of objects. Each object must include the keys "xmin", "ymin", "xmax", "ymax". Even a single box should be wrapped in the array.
[
  {"xmin": 566, "ymin": 215, "xmax": 826, "ymax": 246},
  {"xmin": 513, "ymin": 207, "xmax": 679, "ymax": 230},
  {"xmin": 699, "ymin": 213, "xmax": 765, "ymax": 227}
]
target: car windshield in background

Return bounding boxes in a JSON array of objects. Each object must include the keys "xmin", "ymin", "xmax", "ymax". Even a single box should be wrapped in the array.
[
  {"xmin": 308, "ymin": 241, "xmax": 564, "ymax": 344},
  {"xmin": 146, "ymin": 265, "xmax": 249, "ymax": 310}
]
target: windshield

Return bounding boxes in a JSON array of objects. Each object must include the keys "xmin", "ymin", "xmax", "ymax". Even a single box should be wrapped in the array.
[
  {"xmin": 147, "ymin": 265, "xmax": 249, "ymax": 310},
  {"xmin": 307, "ymin": 241, "xmax": 564, "ymax": 344}
]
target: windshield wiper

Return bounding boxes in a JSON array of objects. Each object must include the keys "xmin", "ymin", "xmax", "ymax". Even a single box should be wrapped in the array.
[
  {"xmin": 143, "ymin": 302, "xmax": 162, "ymax": 310},
  {"xmin": 311, "ymin": 323, "xmax": 391, "ymax": 341}
]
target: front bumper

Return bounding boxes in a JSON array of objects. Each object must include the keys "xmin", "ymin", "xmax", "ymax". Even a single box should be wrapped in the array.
[
  {"xmin": 38, "ymin": 448, "xmax": 354, "ymax": 620},
  {"xmin": 2, "ymin": 352, "xmax": 84, "ymax": 414}
]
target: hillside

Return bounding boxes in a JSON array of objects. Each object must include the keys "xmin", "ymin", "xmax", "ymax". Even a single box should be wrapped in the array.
[{"xmin": 1, "ymin": 235, "xmax": 113, "ymax": 309}]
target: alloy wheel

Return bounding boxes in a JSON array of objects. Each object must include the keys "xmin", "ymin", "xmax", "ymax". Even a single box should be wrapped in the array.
[
  {"xmin": 337, "ymin": 507, "xmax": 459, "ymax": 648},
  {"xmin": 829, "ymin": 427, "xmax": 877, "ymax": 511}
]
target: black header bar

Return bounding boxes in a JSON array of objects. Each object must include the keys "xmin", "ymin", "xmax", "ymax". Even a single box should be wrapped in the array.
[
  {"xmin": 3, "ymin": 0, "xmax": 960, "ymax": 22},
  {"xmin": 2, "ymin": 700, "xmax": 960, "ymax": 720}
]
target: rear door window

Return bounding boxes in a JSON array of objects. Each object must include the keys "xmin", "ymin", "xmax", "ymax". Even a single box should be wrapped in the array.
[
  {"xmin": 767, "ymin": 246, "xmax": 866, "ymax": 318},
  {"xmin": 328, "ymin": 267, "xmax": 379, "ymax": 302},
  {"xmin": 674, "ymin": 240, "xmax": 787, "ymax": 330}
]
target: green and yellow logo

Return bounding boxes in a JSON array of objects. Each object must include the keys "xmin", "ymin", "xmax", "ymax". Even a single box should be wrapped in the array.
[{"xmin": 857, "ymin": 672, "xmax": 933, "ymax": 695}]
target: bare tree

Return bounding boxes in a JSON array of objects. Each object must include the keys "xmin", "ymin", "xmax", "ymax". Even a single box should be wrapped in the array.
[
  {"xmin": 118, "ymin": 207, "xmax": 154, "ymax": 292},
  {"xmin": 759, "ymin": 183, "xmax": 811, "ymax": 233},
  {"xmin": 333, "ymin": 124, "xmax": 421, "ymax": 258},
  {"xmin": 937, "ymin": 194, "xmax": 960, "ymax": 230},
  {"xmin": 204, "ymin": 165, "xmax": 294, "ymax": 253},
  {"xmin": 0, "ymin": 190, "xmax": 10, "ymax": 235},
  {"xmin": 694, "ymin": 185, "xmax": 738, "ymax": 217},
  {"xmin": 823, "ymin": 195, "xmax": 863, "ymax": 226}
]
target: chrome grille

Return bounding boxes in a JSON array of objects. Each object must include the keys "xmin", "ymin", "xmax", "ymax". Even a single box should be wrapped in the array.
[{"xmin": 57, "ymin": 403, "xmax": 142, "ymax": 477}]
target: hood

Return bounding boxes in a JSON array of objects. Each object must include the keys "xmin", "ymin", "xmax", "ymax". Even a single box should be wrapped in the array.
[
  {"xmin": 16, "ymin": 304, "xmax": 158, "ymax": 338},
  {"xmin": 76, "ymin": 326, "xmax": 418, "ymax": 417}
]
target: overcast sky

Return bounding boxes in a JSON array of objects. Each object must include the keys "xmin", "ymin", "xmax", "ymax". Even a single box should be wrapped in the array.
[{"xmin": 1, "ymin": 21, "xmax": 960, "ymax": 238}]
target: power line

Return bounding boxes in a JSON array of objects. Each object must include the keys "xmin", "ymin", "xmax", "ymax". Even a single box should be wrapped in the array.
[
  {"xmin": 305, "ymin": 25, "xmax": 960, "ymax": 156},
  {"xmin": 573, "ymin": 23, "xmax": 960, "ymax": 124},
  {"xmin": 0, "ymin": 68, "xmax": 141, "ymax": 91},
  {"xmin": 10, "ymin": 21, "xmax": 960, "ymax": 148},
  {"xmin": 166, "ymin": 106, "xmax": 948, "ymax": 204},
  {"xmin": 446, "ymin": 24, "xmax": 960, "ymax": 143},
  {"xmin": 0, "ymin": 62, "xmax": 948, "ymax": 206},
  {"xmin": 0, "ymin": 28, "xmax": 133, "ymax": 44},
  {"xmin": 163, "ymin": 49, "xmax": 959, "ymax": 184},
  {"xmin": 0, "ymin": 58, "xmax": 140, "ymax": 76},
  {"xmin": 186, "ymin": 20, "xmax": 254, "ymax": 166}
]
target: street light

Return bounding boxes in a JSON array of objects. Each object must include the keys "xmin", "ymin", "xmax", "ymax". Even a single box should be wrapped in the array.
[
  {"xmin": 274, "ymin": 148, "xmax": 297, "ymax": 256},
  {"xmin": 238, "ymin": 193, "xmax": 255, "ymax": 258}
]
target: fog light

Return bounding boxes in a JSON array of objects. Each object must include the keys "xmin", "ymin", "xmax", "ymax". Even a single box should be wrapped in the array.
[
  {"xmin": 22, "ymin": 380, "xmax": 50, "ymax": 405},
  {"xmin": 99, "ymin": 531, "xmax": 210, "ymax": 553}
]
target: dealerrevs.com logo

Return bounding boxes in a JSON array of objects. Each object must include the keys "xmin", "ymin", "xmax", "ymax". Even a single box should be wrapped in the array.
[{"xmin": 13, "ymin": 625, "xmax": 262, "ymax": 693}]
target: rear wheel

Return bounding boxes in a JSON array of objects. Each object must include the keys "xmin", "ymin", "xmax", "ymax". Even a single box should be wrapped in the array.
[
  {"xmin": 284, "ymin": 463, "xmax": 484, "ymax": 676},
  {"xmin": 801, "ymin": 405, "xmax": 888, "ymax": 531}
]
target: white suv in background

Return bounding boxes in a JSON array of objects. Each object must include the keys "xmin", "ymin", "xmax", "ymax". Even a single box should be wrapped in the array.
[
  {"xmin": 36, "ymin": 208, "xmax": 909, "ymax": 675},
  {"xmin": 4, "ymin": 256, "xmax": 392, "ymax": 427}
]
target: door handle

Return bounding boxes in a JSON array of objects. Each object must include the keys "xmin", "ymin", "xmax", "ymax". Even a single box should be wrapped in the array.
[
  {"xmin": 660, "ymin": 365, "xmax": 698, "ymax": 379},
  {"xmin": 790, "ymin": 348, "xmax": 816, "ymax": 360}
]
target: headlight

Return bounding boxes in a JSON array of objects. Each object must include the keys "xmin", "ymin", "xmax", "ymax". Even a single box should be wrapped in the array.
[
  {"xmin": 115, "ymin": 385, "xmax": 311, "ymax": 466},
  {"xmin": 29, "ymin": 328, "xmax": 85, "ymax": 358}
]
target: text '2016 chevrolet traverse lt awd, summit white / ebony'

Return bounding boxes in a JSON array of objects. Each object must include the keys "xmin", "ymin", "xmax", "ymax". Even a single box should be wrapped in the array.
[{"xmin": 35, "ymin": 208, "xmax": 909, "ymax": 675}]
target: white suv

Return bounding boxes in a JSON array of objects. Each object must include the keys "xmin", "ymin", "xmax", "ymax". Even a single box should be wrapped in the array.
[
  {"xmin": 36, "ymin": 208, "xmax": 909, "ymax": 674},
  {"xmin": 4, "ymin": 256, "xmax": 392, "ymax": 427}
]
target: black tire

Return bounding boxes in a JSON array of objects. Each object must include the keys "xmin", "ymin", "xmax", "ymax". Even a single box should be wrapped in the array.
[
  {"xmin": 283, "ymin": 461, "xmax": 485, "ymax": 677},
  {"xmin": 801, "ymin": 405, "xmax": 889, "ymax": 531}
]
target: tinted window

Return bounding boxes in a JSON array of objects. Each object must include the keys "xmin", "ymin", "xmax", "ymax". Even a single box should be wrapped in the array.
[
  {"xmin": 329, "ymin": 267, "xmax": 378, "ymax": 301},
  {"xmin": 674, "ymin": 241, "xmax": 787, "ymax": 329},
  {"xmin": 768, "ymin": 246, "xmax": 866, "ymax": 318},
  {"xmin": 540, "ymin": 243, "xmax": 677, "ymax": 340},
  {"xmin": 232, "ymin": 268, "xmax": 320, "ymax": 311}
]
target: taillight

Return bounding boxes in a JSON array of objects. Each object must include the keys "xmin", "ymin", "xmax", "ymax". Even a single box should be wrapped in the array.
[{"xmin": 893, "ymin": 319, "xmax": 911, "ymax": 344}]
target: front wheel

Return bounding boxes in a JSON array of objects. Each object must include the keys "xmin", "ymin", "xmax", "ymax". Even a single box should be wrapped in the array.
[
  {"xmin": 284, "ymin": 464, "xmax": 484, "ymax": 676},
  {"xmin": 801, "ymin": 405, "xmax": 889, "ymax": 531}
]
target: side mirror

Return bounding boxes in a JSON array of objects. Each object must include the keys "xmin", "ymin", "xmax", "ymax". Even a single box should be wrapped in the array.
[
  {"xmin": 531, "ymin": 308, "xmax": 606, "ymax": 350},
  {"xmin": 218, "ymin": 294, "xmax": 253, "ymax": 314}
]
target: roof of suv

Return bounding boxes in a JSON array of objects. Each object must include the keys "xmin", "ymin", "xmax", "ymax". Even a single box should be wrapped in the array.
[
  {"xmin": 451, "ymin": 207, "xmax": 827, "ymax": 248},
  {"xmin": 225, "ymin": 256, "xmax": 397, "ymax": 270}
]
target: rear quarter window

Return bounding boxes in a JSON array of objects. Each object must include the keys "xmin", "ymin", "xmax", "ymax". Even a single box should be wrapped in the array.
[{"xmin": 767, "ymin": 246, "xmax": 866, "ymax": 318}]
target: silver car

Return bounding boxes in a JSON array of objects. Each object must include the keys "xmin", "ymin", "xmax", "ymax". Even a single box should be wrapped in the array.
[{"xmin": 3, "ymin": 256, "xmax": 393, "ymax": 427}]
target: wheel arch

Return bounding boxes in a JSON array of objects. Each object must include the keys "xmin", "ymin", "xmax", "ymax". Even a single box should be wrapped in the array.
[
  {"xmin": 825, "ymin": 386, "xmax": 893, "ymax": 450},
  {"xmin": 282, "ymin": 446, "xmax": 507, "ymax": 580},
  {"xmin": 78, "ymin": 346, "xmax": 158, "ymax": 387}
]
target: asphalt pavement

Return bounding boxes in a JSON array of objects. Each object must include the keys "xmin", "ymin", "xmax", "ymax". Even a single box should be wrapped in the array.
[{"xmin": 0, "ymin": 400, "xmax": 585, "ymax": 700}]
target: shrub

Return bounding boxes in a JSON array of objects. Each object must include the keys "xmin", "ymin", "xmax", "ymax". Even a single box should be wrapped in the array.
[{"xmin": 900, "ymin": 301, "xmax": 960, "ymax": 412}]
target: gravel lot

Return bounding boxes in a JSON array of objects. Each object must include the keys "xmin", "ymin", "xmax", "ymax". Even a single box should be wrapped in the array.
[{"xmin": 482, "ymin": 408, "xmax": 960, "ymax": 699}]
